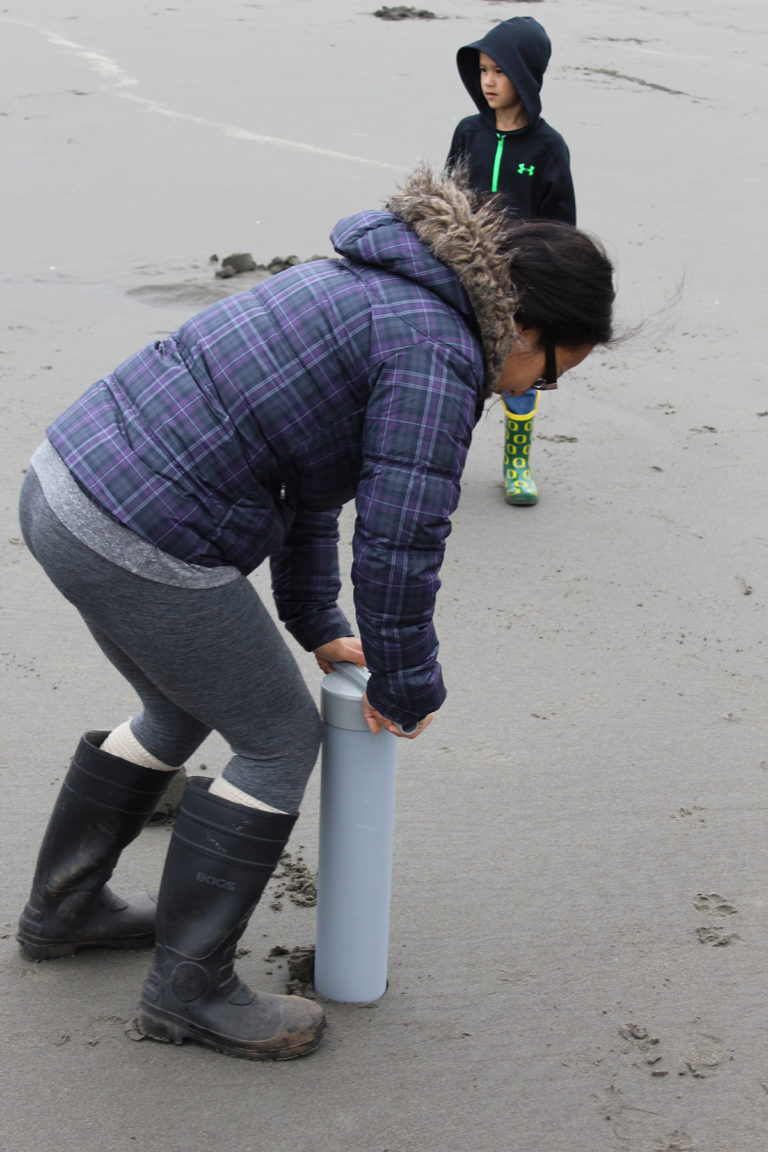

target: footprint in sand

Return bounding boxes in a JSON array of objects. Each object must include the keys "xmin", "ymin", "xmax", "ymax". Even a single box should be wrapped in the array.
[
  {"xmin": 692, "ymin": 892, "xmax": 737, "ymax": 916},
  {"xmin": 618, "ymin": 1022, "xmax": 727, "ymax": 1081},
  {"xmin": 655, "ymin": 1133, "xmax": 696, "ymax": 1151},
  {"xmin": 693, "ymin": 892, "xmax": 741, "ymax": 946},
  {"xmin": 618, "ymin": 1023, "xmax": 669, "ymax": 1077},
  {"xmin": 678, "ymin": 1034, "xmax": 726, "ymax": 1079}
]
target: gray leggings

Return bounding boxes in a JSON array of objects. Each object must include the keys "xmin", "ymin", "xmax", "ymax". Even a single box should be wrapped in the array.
[{"xmin": 19, "ymin": 470, "xmax": 322, "ymax": 813}]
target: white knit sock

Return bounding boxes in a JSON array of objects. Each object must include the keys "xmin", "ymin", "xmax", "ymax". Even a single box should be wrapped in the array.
[
  {"xmin": 101, "ymin": 721, "xmax": 180, "ymax": 772},
  {"xmin": 209, "ymin": 775, "xmax": 289, "ymax": 814}
]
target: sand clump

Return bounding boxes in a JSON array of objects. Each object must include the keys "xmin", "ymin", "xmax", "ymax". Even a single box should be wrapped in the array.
[
  {"xmin": 268, "ymin": 848, "xmax": 318, "ymax": 911},
  {"xmin": 373, "ymin": 7, "xmax": 437, "ymax": 21},
  {"xmin": 212, "ymin": 251, "xmax": 311, "ymax": 279}
]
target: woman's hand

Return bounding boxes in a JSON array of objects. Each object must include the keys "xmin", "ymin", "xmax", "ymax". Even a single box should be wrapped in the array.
[
  {"xmin": 313, "ymin": 643, "xmax": 434, "ymax": 738},
  {"xmin": 314, "ymin": 636, "xmax": 366, "ymax": 675},
  {"xmin": 362, "ymin": 693, "xmax": 434, "ymax": 740}
]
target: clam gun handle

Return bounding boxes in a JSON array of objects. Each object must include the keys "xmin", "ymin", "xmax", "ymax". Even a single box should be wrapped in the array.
[{"xmin": 330, "ymin": 662, "xmax": 419, "ymax": 734}]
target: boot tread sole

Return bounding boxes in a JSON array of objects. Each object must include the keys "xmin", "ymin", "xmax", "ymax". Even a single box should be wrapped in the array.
[
  {"xmin": 135, "ymin": 1007, "xmax": 325, "ymax": 1061},
  {"xmin": 17, "ymin": 931, "xmax": 155, "ymax": 961}
]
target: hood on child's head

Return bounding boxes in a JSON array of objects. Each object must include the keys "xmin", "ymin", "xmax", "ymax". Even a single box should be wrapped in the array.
[{"xmin": 457, "ymin": 16, "xmax": 552, "ymax": 127}]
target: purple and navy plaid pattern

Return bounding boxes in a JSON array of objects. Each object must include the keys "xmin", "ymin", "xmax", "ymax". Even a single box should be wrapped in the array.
[{"xmin": 47, "ymin": 210, "xmax": 485, "ymax": 724}]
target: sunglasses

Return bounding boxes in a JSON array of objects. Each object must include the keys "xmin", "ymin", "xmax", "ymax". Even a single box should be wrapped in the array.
[{"xmin": 532, "ymin": 338, "xmax": 558, "ymax": 390}]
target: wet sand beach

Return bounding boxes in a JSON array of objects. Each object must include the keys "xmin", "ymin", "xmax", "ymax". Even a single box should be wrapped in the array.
[{"xmin": 1, "ymin": 2, "xmax": 767, "ymax": 1149}]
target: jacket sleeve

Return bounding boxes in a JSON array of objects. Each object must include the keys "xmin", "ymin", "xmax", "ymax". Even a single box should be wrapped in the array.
[
  {"xmin": 536, "ymin": 139, "xmax": 577, "ymax": 225},
  {"xmin": 445, "ymin": 122, "xmax": 465, "ymax": 175},
  {"xmin": 269, "ymin": 506, "xmax": 353, "ymax": 651},
  {"xmin": 353, "ymin": 343, "xmax": 480, "ymax": 727}
]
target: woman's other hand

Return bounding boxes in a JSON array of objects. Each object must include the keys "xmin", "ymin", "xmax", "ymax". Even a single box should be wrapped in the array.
[
  {"xmin": 314, "ymin": 636, "xmax": 366, "ymax": 674},
  {"xmin": 362, "ymin": 694, "xmax": 434, "ymax": 740}
]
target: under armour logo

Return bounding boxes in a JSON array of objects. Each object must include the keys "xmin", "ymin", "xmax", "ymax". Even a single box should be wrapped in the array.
[{"xmin": 517, "ymin": 163, "xmax": 535, "ymax": 176}]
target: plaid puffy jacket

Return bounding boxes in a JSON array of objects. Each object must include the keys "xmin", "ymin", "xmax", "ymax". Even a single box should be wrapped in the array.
[{"xmin": 48, "ymin": 207, "xmax": 486, "ymax": 724}]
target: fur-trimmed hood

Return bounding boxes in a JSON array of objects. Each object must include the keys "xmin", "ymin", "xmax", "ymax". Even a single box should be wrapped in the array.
[
  {"xmin": 332, "ymin": 167, "xmax": 518, "ymax": 395},
  {"xmin": 385, "ymin": 167, "xmax": 518, "ymax": 393}
]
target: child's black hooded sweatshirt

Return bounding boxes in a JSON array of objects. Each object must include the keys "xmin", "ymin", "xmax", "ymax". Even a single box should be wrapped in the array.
[{"xmin": 447, "ymin": 16, "xmax": 576, "ymax": 225}]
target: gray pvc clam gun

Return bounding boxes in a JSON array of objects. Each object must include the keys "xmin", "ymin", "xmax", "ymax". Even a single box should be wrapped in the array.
[{"xmin": 314, "ymin": 662, "xmax": 410, "ymax": 1003}]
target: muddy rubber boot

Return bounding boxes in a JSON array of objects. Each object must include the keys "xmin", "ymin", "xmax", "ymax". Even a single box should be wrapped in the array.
[
  {"xmin": 17, "ymin": 731, "xmax": 175, "ymax": 961},
  {"xmin": 502, "ymin": 391, "xmax": 539, "ymax": 505},
  {"xmin": 137, "ymin": 777, "xmax": 326, "ymax": 1061}
]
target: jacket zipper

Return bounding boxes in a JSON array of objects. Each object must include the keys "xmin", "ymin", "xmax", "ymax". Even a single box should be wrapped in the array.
[{"xmin": 492, "ymin": 134, "xmax": 505, "ymax": 193}]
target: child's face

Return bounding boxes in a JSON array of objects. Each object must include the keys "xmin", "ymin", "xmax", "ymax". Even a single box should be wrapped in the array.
[{"xmin": 478, "ymin": 52, "xmax": 521, "ymax": 115}]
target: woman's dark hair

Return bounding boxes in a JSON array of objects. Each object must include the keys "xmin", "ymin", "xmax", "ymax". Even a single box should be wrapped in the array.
[{"xmin": 503, "ymin": 219, "xmax": 615, "ymax": 348}]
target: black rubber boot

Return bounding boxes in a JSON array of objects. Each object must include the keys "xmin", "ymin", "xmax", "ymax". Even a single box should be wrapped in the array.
[
  {"xmin": 17, "ymin": 731, "xmax": 175, "ymax": 960},
  {"xmin": 137, "ymin": 778, "xmax": 326, "ymax": 1061}
]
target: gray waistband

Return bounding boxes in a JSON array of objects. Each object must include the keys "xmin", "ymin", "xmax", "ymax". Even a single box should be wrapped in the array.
[{"xmin": 30, "ymin": 439, "xmax": 239, "ymax": 589}]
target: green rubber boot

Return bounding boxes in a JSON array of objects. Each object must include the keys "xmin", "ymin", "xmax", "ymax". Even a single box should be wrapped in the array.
[{"xmin": 502, "ymin": 391, "xmax": 539, "ymax": 506}]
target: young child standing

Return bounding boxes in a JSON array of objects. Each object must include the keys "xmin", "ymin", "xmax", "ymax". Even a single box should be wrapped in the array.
[{"xmin": 447, "ymin": 16, "xmax": 576, "ymax": 505}]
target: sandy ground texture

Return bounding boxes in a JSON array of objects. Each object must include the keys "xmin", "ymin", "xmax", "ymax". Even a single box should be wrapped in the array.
[{"xmin": 1, "ymin": 0, "xmax": 767, "ymax": 1149}]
